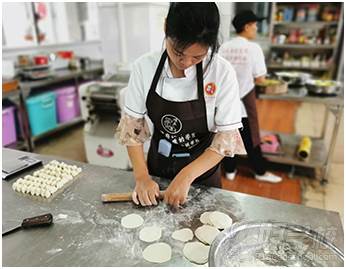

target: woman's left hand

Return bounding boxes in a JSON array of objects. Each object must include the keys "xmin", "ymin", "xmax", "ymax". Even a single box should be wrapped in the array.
[{"xmin": 163, "ymin": 169, "xmax": 193, "ymax": 208}]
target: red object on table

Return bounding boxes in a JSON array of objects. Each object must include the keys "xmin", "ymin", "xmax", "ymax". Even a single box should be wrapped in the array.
[
  {"xmin": 57, "ymin": 51, "xmax": 74, "ymax": 59},
  {"xmin": 34, "ymin": 55, "xmax": 48, "ymax": 65}
]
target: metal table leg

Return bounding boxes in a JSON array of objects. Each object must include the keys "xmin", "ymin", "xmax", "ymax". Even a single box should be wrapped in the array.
[
  {"xmin": 18, "ymin": 86, "xmax": 33, "ymax": 152},
  {"xmin": 321, "ymin": 104, "xmax": 343, "ymax": 184}
]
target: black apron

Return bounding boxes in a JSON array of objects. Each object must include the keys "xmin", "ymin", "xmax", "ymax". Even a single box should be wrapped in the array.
[
  {"xmin": 242, "ymin": 89, "xmax": 261, "ymax": 147},
  {"xmin": 145, "ymin": 50, "xmax": 221, "ymax": 188}
]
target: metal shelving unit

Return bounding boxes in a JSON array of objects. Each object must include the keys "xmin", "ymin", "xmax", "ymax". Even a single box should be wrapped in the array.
[
  {"xmin": 261, "ymin": 3, "xmax": 344, "ymax": 183},
  {"xmin": 272, "ymin": 21, "xmax": 339, "ymax": 27},
  {"xmin": 258, "ymin": 87, "xmax": 343, "ymax": 183},
  {"xmin": 2, "ymin": 62, "xmax": 104, "ymax": 152},
  {"xmin": 267, "ymin": 64, "xmax": 330, "ymax": 71},
  {"xmin": 270, "ymin": 44, "xmax": 336, "ymax": 50},
  {"xmin": 268, "ymin": 3, "xmax": 344, "ymax": 78}
]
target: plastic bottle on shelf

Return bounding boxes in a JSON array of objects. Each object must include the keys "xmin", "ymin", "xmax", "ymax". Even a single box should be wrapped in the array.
[
  {"xmin": 301, "ymin": 56, "xmax": 310, "ymax": 68},
  {"xmin": 276, "ymin": 10, "xmax": 284, "ymax": 22},
  {"xmin": 296, "ymin": 8, "xmax": 307, "ymax": 22},
  {"xmin": 307, "ymin": 4, "xmax": 319, "ymax": 22},
  {"xmin": 324, "ymin": 36, "xmax": 330, "ymax": 45},
  {"xmin": 311, "ymin": 55, "xmax": 320, "ymax": 68},
  {"xmin": 282, "ymin": 52, "xmax": 291, "ymax": 67}
]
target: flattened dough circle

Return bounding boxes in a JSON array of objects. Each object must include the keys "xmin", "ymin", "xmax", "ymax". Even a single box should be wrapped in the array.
[
  {"xmin": 199, "ymin": 211, "xmax": 212, "ymax": 225},
  {"xmin": 139, "ymin": 226, "xmax": 162, "ymax": 242},
  {"xmin": 183, "ymin": 241, "xmax": 210, "ymax": 265},
  {"xmin": 172, "ymin": 228, "xmax": 193, "ymax": 242},
  {"xmin": 142, "ymin": 242, "xmax": 172, "ymax": 263},
  {"xmin": 209, "ymin": 211, "xmax": 233, "ymax": 230},
  {"xmin": 121, "ymin": 213, "xmax": 144, "ymax": 229},
  {"xmin": 194, "ymin": 225, "xmax": 220, "ymax": 245}
]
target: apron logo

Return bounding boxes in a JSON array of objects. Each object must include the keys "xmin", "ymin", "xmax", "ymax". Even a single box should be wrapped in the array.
[
  {"xmin": 161, "ymin": 114, "xmax": 182, "ymax": 135},
  {"xmin": 205, "ymin": 82, "xmax": 216, "ymax": 96}
]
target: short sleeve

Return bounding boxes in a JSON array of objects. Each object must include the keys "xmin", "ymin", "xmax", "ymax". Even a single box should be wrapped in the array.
[
  {"xmin": 124, "ymin": 62, "xmax": 147, "ymax": 118},
  {"xmin": 214, "ymin": 63, "xmax": 243, "ymax": 132},
  {"xmin": 251, "ymin": 44, "xmax": 267, "ymax": 78}
]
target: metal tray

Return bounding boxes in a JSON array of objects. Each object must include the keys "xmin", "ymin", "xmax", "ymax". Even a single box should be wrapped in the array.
[{"xmin": 209, "ymin": 221, "xmax": 344, "ymax": 267}]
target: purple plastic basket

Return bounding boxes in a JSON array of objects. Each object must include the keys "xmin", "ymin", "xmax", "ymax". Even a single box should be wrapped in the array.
[
  {"xmin": 2, "ymin": 106, "xmax": 17, "ymax": 146},
  {"xmin": 55, "ymin": 86, "xmax": 81, "ymax": 123}
]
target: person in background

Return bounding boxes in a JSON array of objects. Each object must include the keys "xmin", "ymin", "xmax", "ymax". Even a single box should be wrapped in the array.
[
  {"xmin": 116, "ymin": 3, "xmax": 246, "ymax": 208},
  {"xmin": 219, "ymin": 10, "xmax": 282, "ymax": 183}
]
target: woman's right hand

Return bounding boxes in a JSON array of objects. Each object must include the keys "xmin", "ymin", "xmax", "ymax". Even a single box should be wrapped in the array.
[{"xmin": 132, "ymin": 176, "xmax": 160, "ymax": 206}]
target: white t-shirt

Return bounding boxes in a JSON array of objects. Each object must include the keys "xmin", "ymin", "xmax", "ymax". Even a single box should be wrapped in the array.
[
  {"xmin": 219, "ymin": 36, "xmax": 267, "ymax": 117},
  {"xmin": 124, "ymin": 50, "xmax": 243, "ymax": 133}
]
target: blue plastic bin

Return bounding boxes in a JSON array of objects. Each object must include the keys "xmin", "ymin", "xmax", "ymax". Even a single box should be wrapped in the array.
[{"xmin": 26, "ymin": 92, "xmax": 57, "ymax": 136}]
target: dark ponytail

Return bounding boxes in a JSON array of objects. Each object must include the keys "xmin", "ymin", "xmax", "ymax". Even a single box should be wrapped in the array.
[{"xmin": 165, "ymin": 2, "xmax": 220, "ymax": 66}]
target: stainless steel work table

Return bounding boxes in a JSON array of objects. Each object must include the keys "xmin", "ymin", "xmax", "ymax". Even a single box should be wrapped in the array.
[{"xmin": 2, "ymin": 149, "xmax": 344, "ymax": 266}]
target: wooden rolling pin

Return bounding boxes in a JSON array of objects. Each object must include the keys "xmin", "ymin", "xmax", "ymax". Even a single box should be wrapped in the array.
[{"xmin": 101, "ymin": 191, "xmax": 165, "ymax": 203}]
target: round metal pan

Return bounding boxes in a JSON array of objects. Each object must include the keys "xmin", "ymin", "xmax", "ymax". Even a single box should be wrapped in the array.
[{"xmin": 209, "ymin": 221, "xmax": 344, "ymax": 267}]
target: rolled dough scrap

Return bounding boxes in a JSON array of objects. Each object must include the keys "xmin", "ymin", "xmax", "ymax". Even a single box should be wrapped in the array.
[
  {"xmin": 194, "ymin": 225, "xmax": 220, "ymax": 245},
  {"xmin": 199, "ymin": 212, "xmax": 212, "ymax": 225},
  {"xmin": 209, "ymin": 211, "xmax": 233, "ymax": 230},
  {"xmin": 139, "ymin": 226, "xmax": 162, "ymax": 242},
  {"xmin": 142, "ymin": 242, "xmax": 172, "ymax": 263},
  {"xmin": 183, "ymin": 241, "xmax": 210, "ymax": 265},
  {"xmin": 171, "ymin": 228, "xmax": 193, "ymax": 242},
  {"xmin": 121, "ymin": 213, "xmax": 144, "ymax": 229}
]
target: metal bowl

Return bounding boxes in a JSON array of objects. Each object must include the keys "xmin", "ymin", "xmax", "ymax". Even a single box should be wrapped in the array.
[
  {"xmin": 306, "ymin": 79, "xmax": 342, "ymax": 96},
  {"xmin": 275, "ymin": 71, "xmax": 311, "ymax": 86},
  {"xmin": 209, "ymin": 221, "xmax": 344, "ymax": 267}
]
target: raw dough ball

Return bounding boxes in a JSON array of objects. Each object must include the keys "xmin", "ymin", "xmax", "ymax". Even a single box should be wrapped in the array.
[
  {"xmin": 29, "ymin": 187, "xmax": 35, "ymax": 195},
  {"xmin": 56, "ymin": 181, "xmax": 64, "ymax": 189},
  {"xmin": 40, "ymin": 189, "xmax": 46, "ymax": 197},
  {"xmin": 200, "ymin": 212, "xmax": 212, "ymax": 225},
  {"xmin": 44, "ymin": 190, "xmax": 51, "ymax": 198},
  {"xmin": 48, "ymin": 186, "xmax": 57, "ymax": 194},
  {"xmin": 12, "ymin": 182, "xmax": 18, "ymax": 191},
  {"xmin": 139, "ymin": 226, "xmax": 162, "ymax": 242},
  {"xmin": 121, "ymin": 213, "xmax": 144, "ymax": 229},
  {"xmin": 19, "ymin": 185, "xmax": 29, "ymax": 193},
  {"xmin": 183, "ymin": 242, "xmax": 210, "ymax": 265},
  {"xmin": 20, "ymin": 185, "xmax": 26, "ymax": 193},
  {"xmin": 34, "ymin": 187, "xmax": 41, "ymax": 196},
  {"xmin": 172, "ymin": 228, "xmax": 194, "ymax": 242},
  {"xmin": 142, "ymin": 242, "xmax": 172, "ymax": 263},
  {"xmin": 64, "ymin": 175, "xmax": 73, "ymax": 181},
  {"xmin": 194, "ymin": 225, "xmax": 220, "ymax": 245},
  {"xmin": 209, "ymin": 211, "xmax": 233, "ymax": 230}
]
